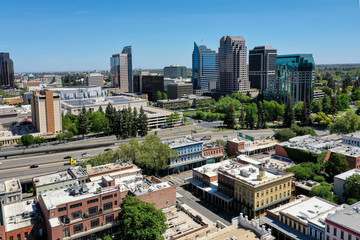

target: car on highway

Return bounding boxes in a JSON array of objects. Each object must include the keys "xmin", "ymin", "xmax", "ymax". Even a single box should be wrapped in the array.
[
  {"xmin": 30, "ymin": 165, "xmax": 39, "ymax": 168},
  {"xmin": 82, "ymin": 152, "xmax": 90, "ymax": 157},
  {"xmin": 64, "ymin": 156, "xmax": 72, "ymax": 159},
  {"xmin": 64, "ymin": 163, "xmax": 71, "ymax": 166},
  {"xmin": 104, "ymin": 148, "xmax": 112, "ymax": 152},
  {"xmin": 223, "ymin": 135, "xmax": 228, "ymax": 138}
]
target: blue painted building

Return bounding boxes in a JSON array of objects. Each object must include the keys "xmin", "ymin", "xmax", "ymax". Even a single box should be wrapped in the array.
[{"xmin": 164, "ymin": 137, "xmax": 205, "ymax": 175}]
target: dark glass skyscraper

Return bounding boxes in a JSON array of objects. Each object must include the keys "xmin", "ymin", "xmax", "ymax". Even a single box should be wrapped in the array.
[
  {"xmin": 164, "ymin": 65, "xmax": 187, "ymax": 79},
  {"xmin": 264, "ymin": 54, "xmax": 315, "ymax": 103},
  {"xmin": 192, "ymin": 42, "xmax": 218, "ymax": 93},
  {"xmin": 0, "ymin": 53, "xmax": 14, "ymax": 87},
  {"xmin": 110, "ymin": 46, "xmax": 133, "ymax": 92},
  {"xmin": 217, "ymin": 36, "xmax": 250, "ymax": 94},
  {"xmin": 249, "ymin": 46, "xmax": 277, "ymax": 91}
]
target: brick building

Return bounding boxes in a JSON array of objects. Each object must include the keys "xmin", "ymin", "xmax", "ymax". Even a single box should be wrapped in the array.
[{"xmin": 227, "ymin": 138, "xmax": 252, "ymax": 156}]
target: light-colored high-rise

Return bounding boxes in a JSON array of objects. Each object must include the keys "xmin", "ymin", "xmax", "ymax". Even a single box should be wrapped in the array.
[
  {"xmin": 31, "ymin": 90, "xmax": 62, "ymax": 134},
  {"xmin": 217, "ymin": 36, "xmax": 250, "ymax": 94},
  {"xmin": 110, "ymin": 46, "xmax": 133, "ymax": 92}
]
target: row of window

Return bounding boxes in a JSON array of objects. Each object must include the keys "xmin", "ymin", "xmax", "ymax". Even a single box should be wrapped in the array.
[
  {"xmin": 326, "ymin": 225, "xmax": 359, "ymax": 240},
  {"xmin": 255, "ymin": 191, "xmax": 290, "ymax": 208},
  {"xmin": 177, "ymin": 146, "xmax": 202, "ymax": 155},
  {"xmin": 8, "ymin": 232, "xmax": 29, "ymax": 240},
  {"xmin": 255, "ymin": 182, "xmax": 290, "ymax": 198},
  {"xmin": 67, "ymin": 214, "xmax": 115, "ymax": 236}
]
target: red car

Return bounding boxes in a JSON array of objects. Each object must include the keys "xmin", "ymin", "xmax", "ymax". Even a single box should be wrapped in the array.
[{"xmin": 262, "ymin": 152, "xmax": 270, "ymax": 155}]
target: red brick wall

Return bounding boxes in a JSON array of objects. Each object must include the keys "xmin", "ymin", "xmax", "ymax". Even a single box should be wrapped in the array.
[
  {"xmin": 275, "ymin": 145, "xmax": 289, "ymax": 158},
  {"xmin": 227, "ymin": 141, "xmax": 241, "ymax": 156},
  {"xmin": 203, "ymin": 146, "xmax": 224, "ymax": 157},
  {"xmin": 0, "ymin": 225, "xmax": 5, "ymax": 240},
  {"xmin": 6, "ymin": 223, "xmax": 45, "ymax": 240},
  {"xmin": 136, "ymin": 184, "xmax": 176, "ymax": 209}
]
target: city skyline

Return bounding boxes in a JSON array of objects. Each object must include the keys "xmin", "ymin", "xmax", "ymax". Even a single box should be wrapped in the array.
[{"xmin": 1, "ymin": 0, "xmax": 360, "ymax": 72}]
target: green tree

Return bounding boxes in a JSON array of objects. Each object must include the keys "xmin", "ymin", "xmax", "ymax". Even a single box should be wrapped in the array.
[
  {"xmin": 273, "ymin": 128, "xmax": 296, "ymax": 142},
  {"xmin": 330, "ymin": 110, "xmax": 360, "ymax": 134},
  {"xmin": 138, "ymin": 106, "xmax": 148, "ymax": 137},
  {"xmin": 244, "ymin": 103, "xmax": 258, "ymax": 130},
  {"xmin": 215, "ymin": 96, "xmax": 241, "ymax": 113},
  {"xmin": 103, "ymin": 235, "xmax": 112, "ymax": 240},
  {"xmin": 312, "ymin": 112, "xmax": 334, "ymax": 126},
  {"xmin": 309, "ymin": 182, "xmax": 337, "ymax": 203},
  {"xmin": 166, "ymin": 112, "xmax": 180, "ymax": 126},
  {"xmin": 239, "ymin": 108, "xmax": 245, "ymax": 128},
  {"xmin": 162, "ymin": 92, "xmax": 168, "ymax": 100},
  {"xmin": 20, "ymin": 134, "xmax": 35, "ymax": 148},
  {"xmin": 263, "ymin": 100, "xmax": 285, "ymax": 121},
  {"xmin": 310, "ymin": 100, "xmax": 322, "ymax": 113},
  {"xmin": 330, "ymin": 95, "xmax": 338, "ymax": 115},
  {"xmin": 302, "ymin": 97, "xmax": 312, "ymax": 126},
  {"xmin": 195, "ymin": 111, "xmax": 206, "ymax": 120},
  {"xmin": 324, "ymin": 153, "xmax": 350, "ymax": 178},
  {"xmin": 131, "ymin": 107, "xmax": 138, "ymax": 137},
  {"xmin": 105, "ymin": 103, "xmax": 117, "ymax": 134},
  {"xmin": 34, "ymin": 137, "xmax": 45, "ymax": 144},
  {"xmin": 283, "ymin": 95, "xmax": 295, "ymax": 128},
  {"xmin": 56, "ymin": 133, "xmax": 65, "ymax": 142},
  {"xmin": 120, "ymin": 195, "xmax": 167, "ymax": 240},
  {"xmin": 322, "ymin": 95, "xmax": 332, "ymax": 115},
  {"xmin": 337, "ymin": 93, "xmax": 351, "ymax": 111},
  {"xmin": 98, "ymin": 105, "xmax": 104, "ymax": 113},
  {"xmin": 257, "ymin": 101, "xmax": 267, "ymax": 129},
  {"xmin": 77, "ymin": 106, "xmax": 91, "ymax": 137},
  {"xmin": 223, "ymin": 102, "xmax": 237, "ymax": 129},
  {"xmin": 294, "ymin": 101, "xmax": 304, "ymax": 121},
  {"xmin": 64, "ymin": 131, "xmax": 74, "ymax": 141},
  {"xmin": 352, "ymin": 89, "xmax": 360, "ymax": 101},
  {"xmin": 343, "ymin": 75, "xmax": 353, "ymax": 90},
  {"xmin": 231, "ymin": 93, "xmax": 250, "ymax": 103},
  {"xmin": 157, "ymin": 91, "xmax": 162, "ymax": 101},
  {"xmin": 327, "ymin": 75, "xmax": 336, "ymax": 91},
  {"xmin": 90, "ymin": 111, "xmax": 109, "ymax": 133},
  {"xmin": 343, "ymin": 174, "xmax": 360, "ymax": 203}
]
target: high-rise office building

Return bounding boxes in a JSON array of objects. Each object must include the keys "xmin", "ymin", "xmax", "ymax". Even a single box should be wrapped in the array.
[
  {"xmin": 217, "ymin": 36, "xmax": 250, "ymax": 94},
  {"xmin": 31, "ymin": 90, "xmax": 62, "ymax": 134},
  {"xmin": 0, "ymin": 53, "xmax": 14, "ymax": 87},
  {"xmin": 164, "ymin": 65, "xmax": 187, "ymax": 79},
  {"xmin": 192, "ymin": 42, "xmax": 218, "ymax": 94},
  {"xmin": 110, "ymin": 46, "xmax": 133, "ymax": 92},
  {"xmin": 264, "ymin": 54, "xmax": 315, "ymax": 103},
  {"xmin": 133, "ymin": 72, "xmax": 164, "ymax": 102},
  {"xmin": 167, "ymin": 83, "xmax": 193, "ymax": 99},
  {"xmin": 249, "ymin": 46, "xmax": 277, "ymax": 91}
]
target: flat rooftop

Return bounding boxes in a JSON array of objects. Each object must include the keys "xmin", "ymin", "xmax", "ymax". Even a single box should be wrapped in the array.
[
  {"xmin": 3, "ymin": 198, "xmax": 43, "ymax": 232},
  {"xmin": 308, "ymin": 204, "xmax": 347, "ymax": 229},
  {"xmin": 69, "ymin": 166, "xmax": 89, "ymax": 179},
  {"xmin": 334, "ymin": 169, "xmax": 360, "ymax": 181},
  {"xmin": 219, "ymin": 164, "xmax": 291, "ymax": 186},
  {"xmin": 33, "ymin": 171, "xmax": 75, "ymax": 187},
  {"xmin": 143, "ymin": 106, "xmax": 177, "ymax": 118},
  {"xmin": 62, "ymin": 96, "xmax": 146, "ymax": 107},
  {"xmin": 237, "ymin": 155, "xmax": 262, "ymax": 165},
  {"xmin": 280, "ymin": 197, "xmax": 338, "ymax": 224},
  {"xmin": 206, "ymin": 225, "xmax": 260, "ymax": 240},
  {"xmin": 343, "ymin": 132, "xmax": 360, "ymax": 138},
  {"xmin": 326, "ymin": 201, "xmax": 360, "ymax": 234},
  {"xmin": 193, "ymin": 160, "xmax": 240, "ymax": 178},
  {"xmin": 0, "ymin": 178, "xmax": 21, "ymax": 194},
  {"xmin": 164, "ymin": 137, "xmax": 202, "ymax": 149}
]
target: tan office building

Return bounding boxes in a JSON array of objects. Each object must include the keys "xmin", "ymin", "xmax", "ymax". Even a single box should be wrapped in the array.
[{"xmin": 31, "ymin": 90, "xmax": 62, "ymax": 134}]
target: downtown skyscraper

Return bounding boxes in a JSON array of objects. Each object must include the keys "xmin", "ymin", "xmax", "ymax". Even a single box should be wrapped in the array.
[
  {"xmin": 264, "ymin": 54, "xmax": 315, "ymax": 103},
  {"xmin": 217, "ymin": 36, "xmax": 250, "ymax": 94},
  {"xmin": 0, "ymin": 53, "xmax": 14, "ymax": 87},
  {"xmin": 192, "ymin": 42, "xmax": 218, "ymax": 95},
  {"xmin": 249, "ymin": 46, "xmax": 277, "ymax": 91},
  {"xmin": 110, "ymin": 46, "xmax": 133, "ymax": 92}
]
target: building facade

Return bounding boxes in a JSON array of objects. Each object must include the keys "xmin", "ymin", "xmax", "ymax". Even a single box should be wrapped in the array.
[
  {"xmin": 192, "ymin": 42, "xmax": 218, "ymax": 92},
  {"xmin": 31, "ymin": 90, "xmax": 62, "ymax": 134},
  {"xmin": 164, "ymin": 65, "xmax": 187, "ymax": 79},
  {"xmin": 110, "ymin": 46, "xmax": 133, "ymax": 92},
  {"xmin": 249, "ymin": 46, "xmax": 277, "ymax": 91},
  {"xmin": 264, "ymin": 54, "xmax": 315, "ymax": 103},
  {"xmin": 334, "ymin": 169, "xmax": 360, "ymax": 203},
  {"xmin": 133, "ymin": 73, "xmax": 164, "ymax": 102},
  {"xmin": 167, "ymin": 83, "xmax": 193, "ymax": 99},
  {"xmin": 0, "ymin": 53, "xmax": 14, "ymax": 87},
  {"xmin": 85, "ymin": 73, "xmax": 104, "ymax": 87},
  {"xmin": 217, "ymin": 36, "xmax": 250, "ymax": 94},
  {"xmin": 0, "ymin": 178, "xmax": 22, "ymax": 204}
]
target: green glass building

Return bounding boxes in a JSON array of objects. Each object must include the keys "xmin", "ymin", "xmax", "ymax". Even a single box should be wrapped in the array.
[{"xmin": 264, "ymin": 54, "xmax": 315, "ymax": 103}]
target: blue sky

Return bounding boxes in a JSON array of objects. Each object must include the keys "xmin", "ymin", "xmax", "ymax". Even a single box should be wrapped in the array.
[{"xmin": 1, "ymin": 0, "xmax": 359, "ymax": 72}]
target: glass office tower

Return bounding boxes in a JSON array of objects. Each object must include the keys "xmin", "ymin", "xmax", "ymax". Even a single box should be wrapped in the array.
[
  {"xmin": 264, "ymin": 54, "xmax": 315, "ymax": 103},
  {"xmin": 110, "ymin": 46, "xmax": 132, "ymax": 92},
  {"xmin": 192, "ymin": 42, "xmax": 218, "ymax": 93},
  {"xmin": 0, "ymin": 53, "xmax": 14, "ymax": 87}
]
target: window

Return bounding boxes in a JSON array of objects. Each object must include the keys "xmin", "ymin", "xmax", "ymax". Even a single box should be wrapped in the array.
[
  {"xmin": 10, "ymin": 237, "xmax": 13, "ymax": 240},
  {"xmin": 257, "ymin": 192, "xmax": 259, "ymax": 198},
  {"xmin": 327, "ymin": 225, "xmax": 330, "ymax": 233},
  {"xmin": 87, "ymin": 199, "xmax": 99, "ymax": 204},
  {"xmin": 115, "ymin": 201, "xmax": 118, "ymax": 206},
  {"xmin": 73, "ymin": 224, "xmax": 83, "ymax": 234},
  {"xmin": 266, "ymin": 198, "xmax": 268, "ymax": 204},
  {"xmin": 275, "ymin": 187, "xmax": 277, "ymax": 191},
  {"xmin": 341, "ymin": 231, "xmax": 344, "ymax": 239},
  {"xmin": 63, "ymin": 228, "xmax": 69, "ymax": 237},
  {"xmin": 284, "ymin": 192, "xmax": 286, "ymax": 197},
  {"xmin": 348, "ymin": 234, "xmax": 352, "ymax": 240},
  {"xmin": 24, "ymin": 232, "xmax": 29, "ymax": 240},
  {"xmin": 279, "ymin": 193, "xmax": 282, "ymax": 199},
  {"xmin": 51, "ymin": 212, "xmax": 55, "ymax": 216},
  {"xmin": 279, "ymin": 185, "xmax": 282, "ymax": 190},
  {"xmin": 284, "ymin": 183, "xmax": 286, "ymax": 188},
  {"xmin": 271, "ymin": 196, "xmax": 273, "ymax": 202},
  {"xmin": 275, "ymin": 195, "xmax": 278, "ymax": 201},
  {"xmin": 91, "ymin": 219, "xmax": 100, "ymax": 229},
  {"xmin": 334, "ymin": 228, "xmax": 337, "ymax": 236},
  {"xmin": 88, "ymin": 206, "xmax": 98, "ymax": 214},
  {"xmin": 114, "ymin": 194, "xmax": 117, "ymax": 197},
  {"xmin": 256, "ymin": 201, "xmax": 259, "ymax": 208},
  {"xmin": 17, "ymin": 234, "xmax": 21, "ymax": 240},
  {"xmin": 102, "ymin": 195, "xmax": 113, "ymax": 200},
  {"xmin": 106, "ymin": 214, "xmax": 114, "ymax": 224},
  {"xmin": 70, "ymin": 203, "xmax": 82, "ymax": 209},
  {"xmin": 104, "ymin": 202, "xmax": 113, "ymax": 211},
  {"xmin": 288, "ymin": 182, "xmax": 290, "ymax": 187},
  {"xmin": 58, "ymin": 206, "xmax": 67, "ymax": 212},
  {"xmin": 71, "ymin": 211, "xmax": 82, "ymax": 220}
]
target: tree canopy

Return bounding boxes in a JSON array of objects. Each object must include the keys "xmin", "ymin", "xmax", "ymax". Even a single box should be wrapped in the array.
[
  {"xmin": 330, "ymin": 110, "xmax": 360, "ymax": 134},
  {"xmin": 324, "ymin": 153, "xmax": 350, "ymax": 178},
  {"xmin": 215, "ymin": 96, "xmax": 241, "ymax": 113},
  {"xmin": 343, "ymin": 174, "xmax": 360, "ymax": 203}
]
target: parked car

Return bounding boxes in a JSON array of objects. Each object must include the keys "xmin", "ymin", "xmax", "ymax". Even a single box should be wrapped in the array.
[
  {"xmin": 104, "ymin": 148, "xmax": 112, "ymax": 152},
  {"xmin": 30, "ymin": 165, "xmax": 39, "ymax": 168},
  {"xmin": 263, "ymin": 152, "xmax": 270, "ymax": 155},
  {"xmin": 64, "ymin": 156, "xmax": 72, "ymax": 159},
  {"xmin": 82, "ymin": 152, "xmax": 90, "ymax": 157}
]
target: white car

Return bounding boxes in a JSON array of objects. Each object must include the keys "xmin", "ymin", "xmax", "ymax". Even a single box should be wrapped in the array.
[
  {"xmin": 0, "ymin": 162, "xmax": 2, "ymax": 165},
  {"xmin": 82, "ymin": 153, "xmax": 91, "ymax": 158}
]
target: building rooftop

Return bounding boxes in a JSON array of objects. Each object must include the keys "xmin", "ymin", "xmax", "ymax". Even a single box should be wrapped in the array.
[
  {"xmin": 33, "ymin": 171, "xmax": 75, "ymax": 187},
  {"xmin": 334, "ymin": 169, "xmax": 360, "ymax": 181},
  {"xmin": 164, "ymin": 137, "xmax": 202, "ymax": 149},
  {"xmin": 294, "ymin": 180, "xmax": 320, "ymax": 191},
  {"xmin": 308, "ymin": 204, "xmax": 347, "ymax": 229},
  {"xmin": 143, "ymin": 106, "xmax": 177, "ymax": 118},
  {"xmin": 62, "ymin": 95, "xmax": 146, "ymax": 107},
  {"xmin": 343, "ymin": 132, "xmax": 360, "ymax": 138},
  {"xmin": 326, "ymin": 201, "xmax": 360, "ymax": 234},
  {"xmin": 219, "ymin": 164, "xmax": 292, "ymax": 186},
  {"xmin": 68, "ymin": 166, "xmax": 89, "ymax": 179},
  {"xmin": 2, "ymin": 198, "xmax": 43, "ymax": 232},
  {"xmin": 193, "ymin": 160, "xmax": 241, "ymax": 178},
  {"xmin": 0, "ymin": 178, "xmax": 21, "ymax": 194},
  {"xmin": 237, "ymin": 155, "xmax": 262, "ymax": 165},
  {"xmin": 280, "ymin": 197, "xmax": 338, "ymax": 224}
]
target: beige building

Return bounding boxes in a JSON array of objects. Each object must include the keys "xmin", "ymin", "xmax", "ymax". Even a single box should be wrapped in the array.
[{"xmin": 31, "ymin": 90, "xmax": 62, "ymax": 134}]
